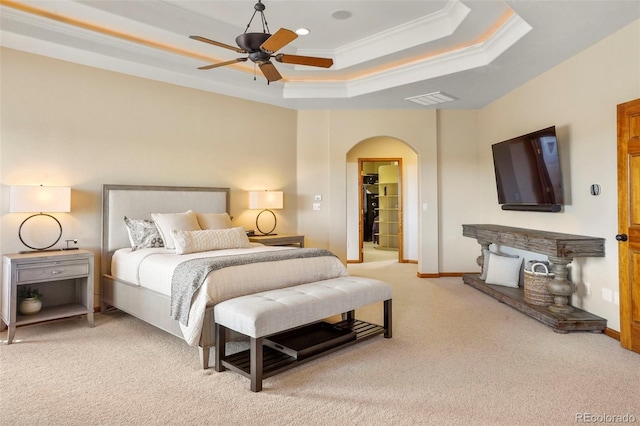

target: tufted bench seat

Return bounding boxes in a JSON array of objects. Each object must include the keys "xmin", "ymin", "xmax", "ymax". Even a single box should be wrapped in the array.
[{"xmin": 214, "ymin": 276, "xmax": 392, "ymax": 391}]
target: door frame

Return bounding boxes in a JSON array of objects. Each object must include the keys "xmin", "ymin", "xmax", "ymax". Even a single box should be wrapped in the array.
[
  {"xmin": 358, "ymin": 158, "xmax": 403, "ymax": 263},
  {"xmin": 618, "ymin": 98, "xmax": 640, "ymax": 352}
]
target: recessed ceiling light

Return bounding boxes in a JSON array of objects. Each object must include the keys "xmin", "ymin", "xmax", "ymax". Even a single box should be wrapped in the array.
[
  {"xmin": 405, "ymin": 92, "xmax": 458, "ymax": 106},
  {"xmin": 295, "ymin": 28, "xmax": 310, "ymax": 36},
  {"xmin": 331, "ymin": 10, "xmax": 352, "ymax": 20}
]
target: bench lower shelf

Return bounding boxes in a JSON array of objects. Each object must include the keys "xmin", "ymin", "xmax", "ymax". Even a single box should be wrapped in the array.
[
  {"xmin": 462, "ymin": 273, "xmax": 606, "ymax": 333},
  {"xmin": 220, "ymin": 319, "xmax": 385, "ymax": 381}
]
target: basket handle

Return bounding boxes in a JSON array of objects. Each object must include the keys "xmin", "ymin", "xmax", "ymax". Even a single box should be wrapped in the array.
[{"xmin": 531, "ymin": 262, "xmax": 550, "ymax": 275}]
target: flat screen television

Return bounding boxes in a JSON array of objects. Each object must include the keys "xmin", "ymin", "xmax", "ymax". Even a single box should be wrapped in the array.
[{"xmin": 491, "ymin": 126, "xmax": 563, "ymax": 212}]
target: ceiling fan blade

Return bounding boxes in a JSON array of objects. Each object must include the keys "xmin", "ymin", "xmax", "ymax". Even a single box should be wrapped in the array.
[
  {"xmin": 275, "ymin": 54, "xmax": 333, "ymax": 68},
  {"xmin": 259, "ymin": 62, "xmax": 282, "ymax": 82},
  {"xmin": 189, "ymin": 35, "xmax": 246, "ymax": 53},
  {"xmin": 260, "ymin": 28, "xmax": 297, "ymax": 53},
  {"xmin": 198, "ymin": 57, "xmax": 248, "ymax": 70}
]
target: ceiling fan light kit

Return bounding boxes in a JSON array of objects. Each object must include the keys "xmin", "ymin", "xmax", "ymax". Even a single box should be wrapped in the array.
[{"xmin": 190, "ymin": 0, "xmax": 333, "ymax": 84}]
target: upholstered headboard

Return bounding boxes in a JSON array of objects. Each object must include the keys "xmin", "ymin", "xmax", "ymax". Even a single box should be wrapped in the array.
[{"xmin": 101, "ymin": 184, "xmax": 230, "ymax": 275}]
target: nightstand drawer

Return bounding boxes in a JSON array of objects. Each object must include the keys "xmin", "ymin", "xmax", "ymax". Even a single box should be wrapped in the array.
[{"xmin": 16, "ymin": 261, "xmax": 90, "ymax": 283}]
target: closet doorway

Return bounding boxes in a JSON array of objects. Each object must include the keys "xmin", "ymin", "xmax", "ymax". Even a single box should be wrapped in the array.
[{"xmin": 359, "ymin": 158, "xmax": 402, "ymax": 263}]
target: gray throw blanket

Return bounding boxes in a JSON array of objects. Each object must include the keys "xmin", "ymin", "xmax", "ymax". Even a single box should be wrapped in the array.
[{"xmin": 171, "ymin": 248, "xmax": 337, "ymax": 325}]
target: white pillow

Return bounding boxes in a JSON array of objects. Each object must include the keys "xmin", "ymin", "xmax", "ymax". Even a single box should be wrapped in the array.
[
  {"xmin": 171, "ymin": 227, "xmax": 251, "ymax": 255},
  {"xmin": 479, "ymin": 249, "xmax": 519, "ymax": 280},
  {"xmin": 196, "ymin": 212, "xmax": 233, "ymax": 230},
  {"xmin": 485, "ymin": 252, "xmax": 522, "ymax": 288},
  {"xmin": 151, "ymin": 210, "xmax": 201, "ymax": 249}
]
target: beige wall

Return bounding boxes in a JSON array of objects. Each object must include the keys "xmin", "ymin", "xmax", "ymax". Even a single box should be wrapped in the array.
[
  {"xmin": 296, "ymin": 110, "xmax": 439, "ymax": 273},
  {"xmin": 436, "ymin": 110, "xmax": 482, "ymax": 272},
  {"xmin": 473, "ymin": 20, "xmax": 640, "ymax": 331},
  {"xmin": 0, "ymin": 48, "xmax": 298, "ymax": 304},
  {"xmin": 2, "ymin": 18, "xmax": 638, "ymax": 331}
]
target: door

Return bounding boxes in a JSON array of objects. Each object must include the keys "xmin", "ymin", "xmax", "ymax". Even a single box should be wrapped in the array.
[
  {"xmin": 358, "ymin": 159, "xmax": 403, "ymax": 263},
  {"xmin": 617, "ymin": 98, "xmax": 640, "ymax": 353}
]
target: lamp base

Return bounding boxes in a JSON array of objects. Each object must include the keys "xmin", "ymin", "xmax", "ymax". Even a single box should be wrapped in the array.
[
  {"xmin": 255, "ymin": 209, "xmax": 278, "ymax": 236},
  {"xmin": 18, "ymin": 213, "xmax": 63, "ymax": 251}
]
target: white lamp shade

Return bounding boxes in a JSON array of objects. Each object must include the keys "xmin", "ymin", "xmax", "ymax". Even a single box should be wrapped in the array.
[
  {"xmin": 249, "ymin": 191, "xmax": 283, "ymax": 210},
  {"xmin": 10, "ymin": 186, "xmax": 71, "ymax": 213}
]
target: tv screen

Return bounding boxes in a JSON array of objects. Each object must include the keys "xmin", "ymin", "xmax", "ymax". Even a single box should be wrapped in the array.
[{"xmin": 491, "ymin": 126, "xmax": 563, "ymax": 212}]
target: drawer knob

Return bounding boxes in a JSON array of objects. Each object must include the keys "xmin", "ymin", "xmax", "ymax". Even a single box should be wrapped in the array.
[{"xmin": 51, "ymin": 269, "xmax": 63, "ymax": 274}]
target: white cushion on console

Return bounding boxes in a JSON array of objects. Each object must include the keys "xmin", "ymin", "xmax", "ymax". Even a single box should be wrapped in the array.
[
  {"xmin": 485, "ymin": 252, "xmax": 522, "ymax": 288},
  {"xmin": 214, "ymin": 276, "xmax": 392, "ymax": 338}
]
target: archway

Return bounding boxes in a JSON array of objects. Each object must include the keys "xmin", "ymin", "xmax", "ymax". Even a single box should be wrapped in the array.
[{"xmin": 346, "ymin": 136, "xmax": 418, "ymax": 263}]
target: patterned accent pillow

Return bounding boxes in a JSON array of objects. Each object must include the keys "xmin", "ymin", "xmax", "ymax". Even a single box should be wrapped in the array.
[
  {"xmin": 124, "ymin": 217, "xmax": 164, "ymax": 251},
  {"xmin": 171, "ymin": 227, "xmax": 251, "ymax": 255}
]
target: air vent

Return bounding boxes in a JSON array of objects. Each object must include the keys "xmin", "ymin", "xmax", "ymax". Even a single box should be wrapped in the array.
[{"xmin": 405, "ymin": 91, "xmax": 457, "ymax": 106}]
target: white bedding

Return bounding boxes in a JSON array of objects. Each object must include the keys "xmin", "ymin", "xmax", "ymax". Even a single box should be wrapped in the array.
[{"xmin": 111, "ymin": 244, "xmax": 348, "ymax": 345}]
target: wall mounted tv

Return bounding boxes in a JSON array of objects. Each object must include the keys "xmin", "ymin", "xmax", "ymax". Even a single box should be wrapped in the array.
[{"xmin": 491, "ymin": 126, "xmax": 563, "ymax": 212}]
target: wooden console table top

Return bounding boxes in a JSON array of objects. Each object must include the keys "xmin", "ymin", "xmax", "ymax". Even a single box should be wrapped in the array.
[{"xmin": 462, "ymin": 224, "xmax": 605, "ymax": 258}]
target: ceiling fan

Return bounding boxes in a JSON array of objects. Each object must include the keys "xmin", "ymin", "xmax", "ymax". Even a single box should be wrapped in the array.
[{"xmin": 190, "ymin": 0, "xmax": 333, "ymax": 83}]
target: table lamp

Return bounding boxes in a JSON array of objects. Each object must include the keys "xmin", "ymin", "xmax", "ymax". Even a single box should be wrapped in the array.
[
  {"xmin": 10, "ymin": 185, "xmax": 71, "ymax": 251},
  {"xmin": 249, "ymin": 190, "xmax": 283, "ymax": 235}
]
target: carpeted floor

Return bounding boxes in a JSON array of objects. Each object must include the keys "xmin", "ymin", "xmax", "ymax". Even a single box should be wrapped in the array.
[{"xmin": 1, "ymin": 260, "xmax": 638, "ymax": 426}]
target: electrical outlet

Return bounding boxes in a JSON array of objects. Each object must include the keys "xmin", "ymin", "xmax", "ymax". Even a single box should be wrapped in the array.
[
  {"xmin": 602, "ymin": 288, "xmax": 613, "ymax": 302},
  {"xmin": 584, "ymin": 282, "xmax": 591, "ymax": 296}
]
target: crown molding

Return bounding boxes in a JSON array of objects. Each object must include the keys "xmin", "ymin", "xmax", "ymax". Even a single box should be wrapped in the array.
[
  {"xmin": 283, "ymin": 13, "xmax": 532, "ymax": 99},
  {"xmin": 294, "ymin": 0, "xmax": 471, "ymax": 71}
]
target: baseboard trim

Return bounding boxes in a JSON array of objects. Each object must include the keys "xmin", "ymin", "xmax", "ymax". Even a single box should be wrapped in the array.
[
  {"xmin": 604, "ymin": 328, "xmax": 620, "ymax": 341},
  {"xmin": 417, "ymin": 272, "xmax": 441, "ymax": 278},
  {"xmin": 417, "ymin": 272, "xmax": 472, "ymax": 278}
]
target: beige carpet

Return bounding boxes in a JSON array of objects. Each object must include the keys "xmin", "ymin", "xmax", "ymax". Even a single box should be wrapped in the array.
[{"xmin": 1, "ymin": 260, "xmax": 639, "ymax": 426}]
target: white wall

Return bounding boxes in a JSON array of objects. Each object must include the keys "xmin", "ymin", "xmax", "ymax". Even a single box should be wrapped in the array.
[{"xmin": 472, "ymin": 20, "xmax": 640, "ymax": 331}]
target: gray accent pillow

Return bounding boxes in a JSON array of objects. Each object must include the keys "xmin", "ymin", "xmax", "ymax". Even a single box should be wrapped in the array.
[{"xmin": 124, "ymin": 216, "xmax": 164, "ymax": 250}]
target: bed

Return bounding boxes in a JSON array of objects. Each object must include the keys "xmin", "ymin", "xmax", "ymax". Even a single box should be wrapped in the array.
[{"xmin": 101, "ymin": 184, "xmax": 348, "ymax": 368}]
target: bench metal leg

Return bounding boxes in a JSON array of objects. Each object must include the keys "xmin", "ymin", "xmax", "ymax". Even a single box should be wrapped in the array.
[
  {"xmin": 384, "ymin": 299, "xmax": 392, "ymax": 338},
  {"xmin": 215, "ymin": 324, "xmax": 227, "ymax": 372},
  {"xmin": 341, "ymin": 310, "xmax": 355, "ymax": 321},
  {"xmin": 250, "ymin": 337, "xmax": 264, "ymax": 392}
]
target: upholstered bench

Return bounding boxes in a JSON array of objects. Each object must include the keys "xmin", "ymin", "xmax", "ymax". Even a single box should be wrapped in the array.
[{"xmin": 214, "ymin": 276, "xmax": 392, "ymax": 391}]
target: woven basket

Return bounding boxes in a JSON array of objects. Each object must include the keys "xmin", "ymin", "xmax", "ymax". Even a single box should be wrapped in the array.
[{"xmin": 523, "ymin": 263, "xmax": 554, "ymax": 306}]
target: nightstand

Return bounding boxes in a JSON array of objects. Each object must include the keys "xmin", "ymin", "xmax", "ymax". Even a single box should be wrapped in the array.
[
  {"xmin": 1, "ymin": 249, "xmax": 95, "ymax": 344},
  {"xmin": 248, "ymin": 234, "xmax": 305, "ymax": 248}
]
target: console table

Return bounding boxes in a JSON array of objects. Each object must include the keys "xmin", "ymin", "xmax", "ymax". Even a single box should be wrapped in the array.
[{"xmin": 462, "ymin": 224, "xmax": 606, "ymax": 333}]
